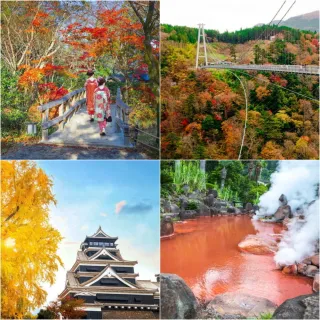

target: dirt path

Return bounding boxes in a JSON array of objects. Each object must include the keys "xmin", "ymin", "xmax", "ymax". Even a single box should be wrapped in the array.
[{"xmin": 1, "ymin": 143, "xmax": 150, "ymax": 160}]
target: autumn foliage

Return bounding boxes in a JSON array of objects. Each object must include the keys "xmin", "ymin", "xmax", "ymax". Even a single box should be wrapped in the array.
[
  {"xmin": 1, "ymin": 161, "xmax": 63, "ymax": 319},
  {"xmin": 161, "ymin": 33, "xmax": 319, "ymax": 159}
]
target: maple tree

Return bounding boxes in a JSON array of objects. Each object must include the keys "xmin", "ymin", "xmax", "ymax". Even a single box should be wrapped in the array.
[{"xmin": 1, "ymin": 161, "xmax": 63, "ymax": 319}]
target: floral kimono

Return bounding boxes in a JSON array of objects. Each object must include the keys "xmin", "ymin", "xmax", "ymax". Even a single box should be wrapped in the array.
[
  {"xmin": 85, "ymin": 78, "xmax": 98, "ymax": 115},
  {"xmin": 94, "ymin": 85, "xmax": 111, "ymax": 131}
]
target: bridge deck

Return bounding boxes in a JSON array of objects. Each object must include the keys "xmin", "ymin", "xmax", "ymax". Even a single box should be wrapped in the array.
[
  {"xmin": 43, "ymin": 104, "xmax": 131, "ymax": 148},
  {"xmin": 202, "ymin": 64, "xmax": 319, "ymax": 75}
]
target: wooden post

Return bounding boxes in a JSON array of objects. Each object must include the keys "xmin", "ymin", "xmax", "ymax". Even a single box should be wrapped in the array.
[
  {"xmin": 42, "ymin": 109, "xmax": 49, "ymax": 141},
  {"xmin": 59, "ymin": 103, "xmax": 64, "ymax": 130},
  {"xmin": 123, "ymin": 110, "xmax": 130, "ymax": 146}
]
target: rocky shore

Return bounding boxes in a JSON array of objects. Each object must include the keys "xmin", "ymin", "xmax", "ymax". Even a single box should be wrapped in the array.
[{"xmin": 161, "ymin": 273, "xmax": 319, "ymax": 319}]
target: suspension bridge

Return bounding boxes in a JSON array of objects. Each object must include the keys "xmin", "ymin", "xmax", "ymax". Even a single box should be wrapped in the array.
[
  {"xmin": 195, "ymin": 1, "xmax": 319, "ymax": 76},
  {"xmin": 195, "ymin": 0, "xmax": 319, "ymax": 160}
]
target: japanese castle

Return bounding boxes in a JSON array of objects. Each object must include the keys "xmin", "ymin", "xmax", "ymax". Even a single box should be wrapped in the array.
[{"xmin": 59, "ymin": 227, "xmax": 160, "ymax": 319}]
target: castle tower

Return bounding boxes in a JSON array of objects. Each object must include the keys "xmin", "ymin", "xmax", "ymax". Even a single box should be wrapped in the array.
[{"xmin": 59, "ymin": 226, "xmax": 160, "ymax": 319}]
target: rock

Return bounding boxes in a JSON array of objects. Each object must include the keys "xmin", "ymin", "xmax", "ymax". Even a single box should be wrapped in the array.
[
  {"xmin": 302, "ymin": 257, "xmax": 312, "ymax": 265},
  {"xmin": 305, "ymin": 265, "xmax": 319, "ymax": 278},
  {"xmin": 163, "ymin": 200, "xmax": 180, "ymax": 214},
  {"xmin": 274, "ymin": 205, "xmax": 292, "ymax": 221},
  {"xmin": 282, "ymin": 264, "xmax": 298, "ymax": 275},
  {"xmin": 227, "ymin": 207, "xmax": 236, "ymax": 213},
  {"xmin": 245, "ymin": 203, "xmax": 253, "ymax": 211},
  {"xmin": 238, "ymin": 235, "xmax": 277, "ymax": 255},
  {"xmin": 253, "ymin": 205, "xmax": 260, "ymax": 212},
  {"xmin": 272, "ymin": 293, "xmax": 319, "ymax": 319},
  {"xmin": 205, "ymin": 292, "xmax": 277, "ymax": 318},
  {"xmin": 161, "ymin": 216, "xmax": 174, "ymax": 237},
  {"xmin": 279, "ymin": 194, "xmax": 288, "ymax": 206},
  {"xmin": 180, "ymin": 210, "xmax": 197, "ymax": 220},
  {"xmin": 207, "ymin": 189, "xmax": 218, "ymax": 198},
  {"xmin": 297, "ymin": 263, "xmax": 308, "ymax": 274},
  {"xmin": 198, "ymin": 203, "xmax": 211, "ymax": 216},
  {"xmin": 204, "ymin": 194, "xmax": 215, "ymax": 207},
  {"xmin": 311, "ymin": 255, "xmax": 319, "ymax": 267},
  {"xmin": 313, "ymin": 274, "xmax": 319, "ymax": 292},
  {"xmin": 160, "ymin": 274, "xmax": 198, "ymax": 319}
]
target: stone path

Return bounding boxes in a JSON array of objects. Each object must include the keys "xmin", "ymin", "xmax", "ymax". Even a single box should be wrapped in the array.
[
  {"xmin": 44, "ymin": 104, "xmax": 130, "ymax": 148},
  {"xmin": 2, "ymin": 144, "xmax": 149, "ymax": 160}
]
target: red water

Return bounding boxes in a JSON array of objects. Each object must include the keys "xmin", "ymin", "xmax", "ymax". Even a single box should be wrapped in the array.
[{"xmin": 161, "ymin": 216, "xmax": 313, "ymax": 305}]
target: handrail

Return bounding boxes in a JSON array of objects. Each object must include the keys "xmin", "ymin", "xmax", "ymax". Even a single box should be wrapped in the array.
[
  {"xmin": 38, "ymin": 88, "xmax": 86, "ymax": 141},
  {"xmin": 202, "ymin": 64, "xmax": 319, "ymax": 75},
  {"xmin": 38, "ymin": 88, "xmax": 85, "ymax": 112}
]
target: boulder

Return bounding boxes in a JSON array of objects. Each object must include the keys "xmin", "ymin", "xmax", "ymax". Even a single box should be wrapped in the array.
[
  {"xmin": 311, "ymin": 255, "xmax": 319, "ymax": 267},
  {"xmin": 245, "ymin": 203, "xmax": 253, "ymax": 211},
  {"xmin": 305, "ymin": 265, "xmax": 319, "ymax": 278},
  {"xmin": 204, "ymin": 194, "xmax": 215, "ymax": 207},
  {"xmin": 274, "ymin": 205, "xmax": 292, "ymax": 222},
  {"xmin": 180, "ymin": 210, "xmax": 197, "ymax": 220},
  {"xmin": 207, "ymin": 189, "xmax": 218, "ymax": 198},
  {"xmin": 160, "ymin": 273, "xmax": 198, "ymax": 319},
  {"xmin": 163, "ymin": 200, "xmax": 180, "ymax": 214},
  {"xmin": 302, "ymin": 257, "xmax": 312, "ymax": 265},
  {"xmin": 297, "ymin": 263, "xmax": 308, "ymax": 274},
  {"xmin": 227, "ymin": 207, "xmax": 236, "ymax": 214},
  {"xmin": 161, "ymin": 216, "xmax": 174, "ymax": 237},
  {"xmin": 313, "ymin": 274, "xmax": 319, "ymax": 292},
  {"xmin": 238, "ymin": 235, "xmax": 277, "ymax": 255},
  {"xmin": 272, "ymin": 293, "xmax": 319, "ymax": 319},
  {"xmin": 198, "ymin": 203, "xmax": 211, "ymax": 216},
  {"xmin": 282, "ymin": 264, "xmax": 298, "ymax": 275},
  {"xmin": 205, "ymin": 292, "xmax": 277, "ymax": 318},
  {"xmin": 279, "ymin": 194, "xmax": 288, "ymax": 206}
]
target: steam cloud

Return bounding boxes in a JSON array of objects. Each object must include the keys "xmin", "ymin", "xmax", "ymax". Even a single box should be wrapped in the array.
[{"xmin": 257, "ymin": 161, "xmax": 319, "ymax": 265}]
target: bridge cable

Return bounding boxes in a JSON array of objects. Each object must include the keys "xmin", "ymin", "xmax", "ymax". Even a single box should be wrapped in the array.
[
  {"xmin": 233, "ymin": 69, "xmax": 319, "ymax": 103},
  {"xmin": 229, "ymin": 71, "xmax": 249, "ymax": 160},
  {"xmin": 238, "ymin": 0, "xmax": 287, "ymax": 63}
]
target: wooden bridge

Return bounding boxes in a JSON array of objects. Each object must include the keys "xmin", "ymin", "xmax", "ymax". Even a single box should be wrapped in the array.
[
  {"xmin": 37, "ymin": 88, "xmax": 154, "ymax": 149},
  {"xmin": 201, "ymin": 64, "xmax": 320, "ymax": 75}
]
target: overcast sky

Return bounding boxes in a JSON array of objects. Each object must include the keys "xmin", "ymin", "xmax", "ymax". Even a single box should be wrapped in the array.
[
  {"xmin": 161, "ymin": 0, "xmax": 319, "ymax": 32},
  {"xmin": 36, "ymin": 160, "xmax": 159, "ymax": 311}
]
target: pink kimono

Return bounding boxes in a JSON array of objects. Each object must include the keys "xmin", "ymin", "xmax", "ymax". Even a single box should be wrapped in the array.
[
  {"xmin": 85, "ymin": 78, "xmax": 98, "ymax": 115},
  {"xmin": 94, "ymin": 85, "xmax": 111, "ymax": 131}
]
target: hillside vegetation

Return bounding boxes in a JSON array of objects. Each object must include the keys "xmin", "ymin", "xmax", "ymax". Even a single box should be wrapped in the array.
[{"xmin": 161, "ymin": 25, "xmax": 319, "ymax": 159}]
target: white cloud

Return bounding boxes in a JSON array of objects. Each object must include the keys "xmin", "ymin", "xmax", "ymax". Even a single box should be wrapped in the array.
[
  {"xmin": 81, "ymin": 225, "xmax": 89, "ymax": 230},
  {"xmin": 115, "ymin": 200, "xmax": 127, "ymax": 214},
  {"xmin": 100, "ymin": 212, "xmax": 108, "ymax": 217}
]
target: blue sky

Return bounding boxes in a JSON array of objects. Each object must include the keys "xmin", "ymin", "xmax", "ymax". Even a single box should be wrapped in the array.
[{"xmin": 36, "ymin": 160, "xmax": 160, "ymax": 306}]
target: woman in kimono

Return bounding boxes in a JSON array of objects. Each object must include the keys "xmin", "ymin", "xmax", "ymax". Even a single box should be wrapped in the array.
[
  {"xmin": 84, "ymin": 69, "xmax": 98, "ymax": 122},
  {"xmin": 94, "ymin": 77, "xmax": 111, "ymax": 136}
]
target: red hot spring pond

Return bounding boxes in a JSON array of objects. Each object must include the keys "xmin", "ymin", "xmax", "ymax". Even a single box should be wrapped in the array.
[{"xmin": 161, "ymin": 215, "xmax": 313, "ymax": 305}]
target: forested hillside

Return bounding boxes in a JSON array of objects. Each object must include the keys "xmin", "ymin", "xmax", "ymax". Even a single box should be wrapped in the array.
[{"xmin": 161, "ymin": 25, "xmax": 319, "ymax": 159}]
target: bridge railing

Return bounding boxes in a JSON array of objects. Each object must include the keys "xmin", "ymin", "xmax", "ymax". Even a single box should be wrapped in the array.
[
  {"xmin": 38, "ymin": 88, "xmax": 86, "ymax": 141},
  {"xmin": 204, "ymin": 63, "xmax": 319, "ymax": 75},
  {"xmin": 115, "ymin": 88, "xmax": 131, "ymax": 146},
  {"xmin": 116, "ymin": 87, "xmax": 159, "ymax": 152}
]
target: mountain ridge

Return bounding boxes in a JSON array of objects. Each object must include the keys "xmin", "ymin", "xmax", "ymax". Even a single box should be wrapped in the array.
[{"xmin": 255, "ymin": 10, "xmax": 319, "ymax": 32}]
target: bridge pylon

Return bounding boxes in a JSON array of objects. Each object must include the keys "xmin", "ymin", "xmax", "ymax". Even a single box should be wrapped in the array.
[{"xmin": 196, "ymin": 23, "xmax": 208, "ymax": 69}]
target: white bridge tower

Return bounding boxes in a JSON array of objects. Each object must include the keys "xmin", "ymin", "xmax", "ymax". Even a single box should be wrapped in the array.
[{"xmin": 196, "ymin": 23, "xmax": 208, "ymax": 69}]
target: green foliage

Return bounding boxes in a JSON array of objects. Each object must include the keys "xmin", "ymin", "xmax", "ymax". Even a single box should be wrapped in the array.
[
  {"xmin": 202, "ymin": 115, "xmax": 221, "ymax": 130},
  {"xmin": 37, "ymin": 309, "xmax": 55, "ymax": 319},
  {"xmin": 173, "ymin": 161, "xmax": 206, "ymax": 193},
  {"xmin": 162, "ymin": 23, "xmax": 311, "ymax": 44},
  {"xmin": 186, "ymin": 201, "xmax": 198, "ymax": 210}
]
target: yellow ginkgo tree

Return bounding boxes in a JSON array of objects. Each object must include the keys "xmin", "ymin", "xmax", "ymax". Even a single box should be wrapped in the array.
[{"xmin": 1, "ymin": 161, "xmax": 63, "ymax": 319}]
